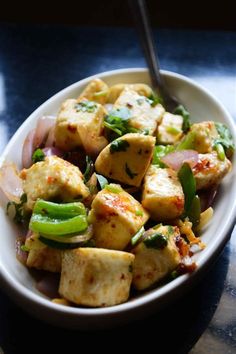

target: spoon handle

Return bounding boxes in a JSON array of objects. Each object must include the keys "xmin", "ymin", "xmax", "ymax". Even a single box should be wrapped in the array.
[{"xmin": 129, "ymin": 0, "xmax": 163, "ymax": 93}]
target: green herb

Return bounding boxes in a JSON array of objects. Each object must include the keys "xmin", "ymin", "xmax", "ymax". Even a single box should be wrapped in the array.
[
  {"xmin": 167, "ymin": 225, "xmax": 174, "ymax": 235},
  {"xmin": 33, "ymin": 199, "xmax": 86, "ymax": 218},
  {"xmin": 131, "ymin": 226, "xmax": 145, "ymax": 246},
  {"xmin": 137, "ymin": 98, "xmax": 145, "ymax": 105},
  {"xmin": 110, "ymin": 139, "xmax": 130, "ymax": 154},
  {"xmin": 166, "ymin": 126, "xmax": 182, "ymax": 135},
  {"xmin": 7, "ymin": 193, "xmax": 28, "ymax": 224},
  {"xmin": 152, "ymin": 145, "xmax": 175, "ymax": 167},
  {"xmin": 20, "ymin": 244, "xmax": 30, "ymax": 252},
  {"xmin": 143, "ymin": 233, "xmax": 168, "ymax": 249},
  {"xmin": 213, "ymin": 143, "xmax": 225, "ymax": 161},
  {"xmin": 125, "ymin": 163, "xmax": 138, "ymax": 179},
  {"xmin": 187, "ymin": 195, "xmax": 201, "ymax": 227},
  {"xmin": 104, "ymin": 107, "xmax": 137, "ymax": 136},
  {"xmin": 142, "ymin": 128, "xmax": 150, "ymax": 135},
  {"xmin": 135, "ymin": 210, "xmax": 143, "ymax": 217},
  {"xmin": 174, "ymin": 104, "xmax": 190, "ymax": 133},
  {"xmin": 29, "ymin": 199, "xmax": 88, "ymax": 238},
  {"xmin": 75, "ymin": 101, "xmax": 97, "ymax": 113},
  {"xmin": 153, "ymin": 223, "xmax": 162, "ymax": 230},
  {"xmin": 32, "ymin": 148, "xmax": 45, "ymax": 163},
  {"xmin": 30, "ymin": 213, "xmax": 87, "ymax": 236},
  {"xmin": 178, "ymin": 163, "xmax": 196, "ymax": 213},
  {"xmin": 148, "ymin": 92, "xmax": 163, "ymax": 106},
  {"xmin": 96, "ymin": 174, "xmax": 108, "ymax": 189},
  {"xmin": 129, "ymin": 264, "xmax": 133, "ymax": 273},
  {"xmin": 214, "ymin": 122, "xmax": 235, "ymax": 157},
  {"xmin": 176, "ymin": 131, "xmax": 196, "ymax": 151},
  {"xmin": 105, "ymin": 184, "xmax": 122, "ymax": 193},
  {"xmin": 169, "ymin": 270, "xmax": 179, "ymax": 280},
  {"xmin": 83, "ymin": 156, "xmax": 94, "ymax": 183}
]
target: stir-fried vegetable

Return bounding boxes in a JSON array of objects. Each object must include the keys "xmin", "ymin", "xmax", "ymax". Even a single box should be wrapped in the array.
[
  {"xmin": 173, "ymin": 105, "xmax": 191, "ymax": 133},
  {"xmin": 152, "ymin": 145, "xmax": 174, "ymax": 167},
  {"xmin": 29, "ymin": 199, "xmax": 88, "ymax": 238},
  {"xmin": 104, "ymin": 107, "xmax": 138, "ymax": 136},
  {"xmin": 178, "ymin": 163, "xmax": 201, "ymax": 226},
  {"xmin": 214, "ymin": 122, "xmax": 235, "ymax": 157}
]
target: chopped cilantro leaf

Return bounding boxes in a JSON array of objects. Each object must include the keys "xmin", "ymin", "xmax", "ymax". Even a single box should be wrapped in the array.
[
  {"xmin": 110, "ymin": 139, "xmax": 130, "ymax": 153},
  {"xmin": 32, "ymin": 148, "xmax": 45, "ymax": 163},
  {"xmin": 125, "ymin": 163, "xmax": 138, "ymax": 179},
  {"xmin": 174, "ymin": 105, "xmax": 191, "ymax": 133},
  {"xmin": 75, "ymin": 101, "xmax": 97, "ymax": 113},
  {"xmin": 214, "ymin": 122, "xmax": 235, "ymax": 157}
]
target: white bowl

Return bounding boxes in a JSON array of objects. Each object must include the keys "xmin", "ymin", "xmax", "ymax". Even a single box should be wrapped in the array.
[{"xmin": 0, "ymin": 68, "xmax": 235, "ymax": 330}]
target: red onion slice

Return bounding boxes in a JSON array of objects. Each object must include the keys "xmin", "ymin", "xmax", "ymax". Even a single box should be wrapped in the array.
[
  {"xmin": 161, "ymin": 150, "xmax": 199, "ymax": 171},
  {"xmin": 22, "ymin": 129, "xmax": 36, "ymax": 168},
  {"xmin": 44, "ymin": 126, "xmax": 55, "ymax": 147},
  {"xmin": 0, "ymin": 163, "xmax": 23, "ymax": 202},
  {"xmin": 42, "ymin": 147, "xmax": 64, "ymax": 158},
  {"xmin": 33, "ymin": 116, "xmax": 56, "ymax": 149}
]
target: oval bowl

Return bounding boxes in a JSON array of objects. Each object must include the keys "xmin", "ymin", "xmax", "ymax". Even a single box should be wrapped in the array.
[{"xmin": 0, "ymin": 68, "xmax": 235, "ymax": 330}]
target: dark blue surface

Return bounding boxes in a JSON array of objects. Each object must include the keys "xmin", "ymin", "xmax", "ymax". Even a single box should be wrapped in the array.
[{"xmin": 0, "ymin": 24, "xmax": 236, "ymax": 354}]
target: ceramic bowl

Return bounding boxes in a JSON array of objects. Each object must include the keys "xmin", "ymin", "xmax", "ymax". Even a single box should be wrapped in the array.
[{"xmin": 0, "ymin": 68, "xmax": 235, "ymax": 330}]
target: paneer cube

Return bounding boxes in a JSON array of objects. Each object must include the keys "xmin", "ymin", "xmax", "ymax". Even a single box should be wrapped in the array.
[
  {"xmin": 107, "ymin": 83, "xmax": 153, "ymax": 103},
  {"xmin": 78, "ymin": 78, "xmax": 109, "ymax": 104},
  {"xmin": 190, "ymin": 121, "xmax": 219, "ymax": 153},
  {"xmin": 113, "ymin": 87, "xmax": 165, "ymax": 135},
  {"xmin": 89, "ymin": 184, "xmax": 149, "ymax": 250},
  {"xmin": 55, "ymin": 98, "xmax": 107, "ymax": 151},
  {"xmin": 142, "ymin": 165, "xmax": 184, "ymax": 221},
  {"xmin": 132, "ymin": 225, "xmax": 181, "ymax": 290},
  {"xmin": 59, "ymin": 248, "xmax": 134, "ymax": 307},
  {"xmin": 20, "ymin": 156, "xmax": 89, "ymax": 210},
  {"xmin": 95, "ymin": 133, "xmax": 155, "ymax": 187},
  {"xmin": 25, "ymin": 233, "xmax": 61, "ymax": 272},
  {"xmin": 157, "ymin": 112, "xmax": 183, "ymax": 144},
  {"xmin": 193, "ymin": 151, "xmax": 231, "ymax": 190}
]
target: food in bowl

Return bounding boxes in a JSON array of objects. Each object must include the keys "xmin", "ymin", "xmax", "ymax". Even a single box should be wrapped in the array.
[{"xmin": 0, "ymin": 78, "xmax": 234, "ymax": 308}]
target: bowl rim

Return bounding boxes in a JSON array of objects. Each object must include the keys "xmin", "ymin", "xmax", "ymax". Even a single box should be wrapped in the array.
[{"xmin": 0, "ymin": 67, "xmax": 236, "ymax": 319}]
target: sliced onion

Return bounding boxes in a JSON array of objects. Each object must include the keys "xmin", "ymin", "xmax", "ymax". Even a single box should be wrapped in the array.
[
  {"xmin": 161, "ymin": 150, "xmax": 199, "ymax": 171},
  {"xmin": 42, "ymin": 147, "xmax": 64, "ymax": 158},
  {"xmin": 22, "ymin": 129, "xmax": 36, "ymax": 168},
  {"xmin": 44, "ymin": 126, "xmax": 55, "ymax": 147},
  {"xmin": 33, "ymin": 116, "xmax": 56, "ymax": 148},
  {"xmin": 0, "ymin": 163, "xmax": 23, "ymax": 202},
  {"xmin": 78, "ymin": 124, "xmax": 108, "ymax": 156}
]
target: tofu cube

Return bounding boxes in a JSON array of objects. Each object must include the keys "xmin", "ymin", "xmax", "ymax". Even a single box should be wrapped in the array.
[
  {"xmin": 157, "ymin": 112, "xmax": 183, "ymax": 144},
  {"xmin": 95, "ymin": 133, "xmax": 155, "ymax": 187},
  {"xmin": 55, "ymin": 98, "xmax": 107, "ymax": 151},
  {"xmin": 89, "ymin": 184, "xmax": 149, "ymax": 250},
  {"xmin": 142, "ymin": 165, "xmax": 184, "ymax": 221},
  {"xmin": 59, "ymin": 248, "xmax": 135, "ymax": 307},
  {"xmin": 78, "ymin": 78, "xmax": 109, "ymax": 104},
  {"xmin": 190, "ymin": 121, "xmax": 219, "ymax": 153},
  {"xmin": 107, "ymin": 83, "xmax": 153, "ymax": 103},
  {"xmin": 132, "ymin": 225, "xmax": 181, "ymax": 290},
  {"xmin": 113, "ymin": 87, "xmax": 165, "ymax": 135},
  {"xmin": 20, "ymin": 156, "xmax": 90, "ymax": 210},
  {"xmin": 193, "ymin": 151, "xmax": 232, "ymax": 190},
  {"xmin": 25, "ymin": 233, "xmax": 61, "ymax": 272}
]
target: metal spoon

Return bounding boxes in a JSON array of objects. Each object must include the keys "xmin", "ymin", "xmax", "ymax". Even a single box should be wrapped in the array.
[{"xmin": 129, "ymin": 0, "xmax": 179, "ymax": 112}]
